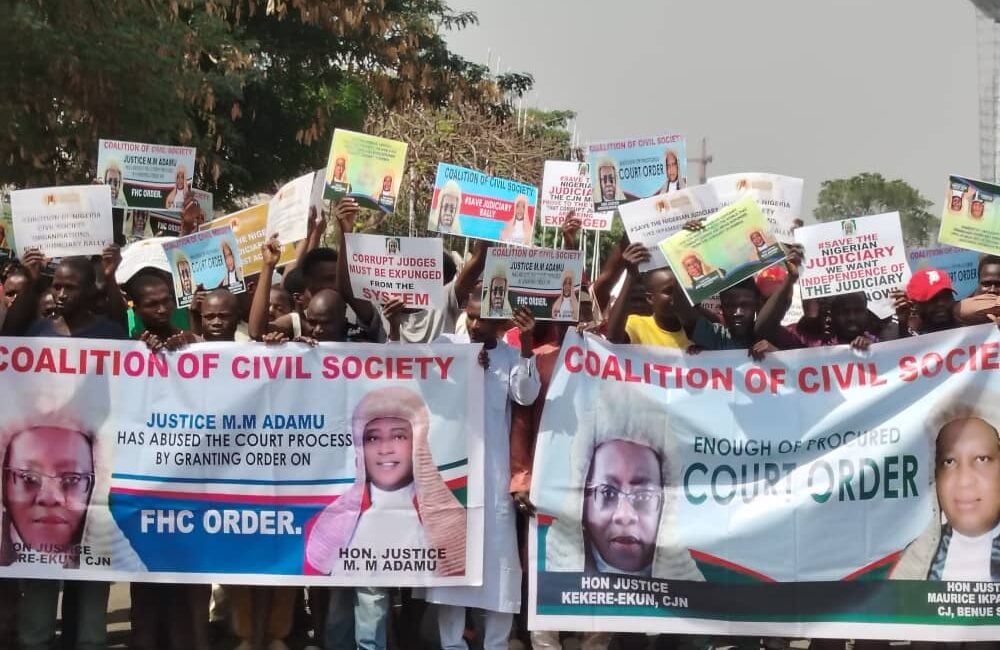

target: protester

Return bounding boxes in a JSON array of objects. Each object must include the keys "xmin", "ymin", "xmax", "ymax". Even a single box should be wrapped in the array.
[
  {"xmin": 788, "ymin": 292, "xmax": 878, "ymax": 350},
  {"xmin": 894, "ymin": 267, "xmax": 960, "ymax": 336},
  {"xmin": 607, "ymin": 243, "xmax": 695, "ymax": 348},
  {"xmin": 976, "ymin": 254, "xmax": 1000, "ymax": 295},
  {"xmin": 2, "ymin": 266, "xmax": 29, "ymax": 310},
  {"xmin": 4, "ymin": 252, "xmax": 128, "ymax": 650},
  {"xmin": 269, "ymin": 285, "xmax": 294, "ymax": 322},
  {"xmin": 128, "ymin": 273, "xmax": 209, "ymax": 650},
  {"xmin": 418, "ymin": 292, "xmax": 540, "ymax": 650},
  {"xmin": 129, "ymin": 272, "xmax": 197, "ymax": 351},
  {"xmin": 333, "ymin": 197, "xmax": 483, "ymax": 345}
]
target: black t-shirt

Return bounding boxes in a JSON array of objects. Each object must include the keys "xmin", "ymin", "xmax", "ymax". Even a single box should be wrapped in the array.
[{"xmin": 27, "ymin": 315, "xmax": 128, "ymax": 340}]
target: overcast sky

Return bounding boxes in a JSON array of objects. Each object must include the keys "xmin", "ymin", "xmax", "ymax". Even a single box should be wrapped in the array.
[{"xmin": 445, "ymin": 0, "xmax": 982, "ymax": 217}]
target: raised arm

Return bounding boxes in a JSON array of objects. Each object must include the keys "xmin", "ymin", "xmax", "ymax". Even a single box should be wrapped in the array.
[
  {"xmin": 592, "ymin": 236, "xmax": 627, "ymax": 317},
  {"xmin": 509, "ymin": 307, "xmax": 540, "ymax": 406},
  {"xmin": 607, "ymin": 243, "xmax": 649, "ymax": 344},
  {"xmin": 331, "ymin": 197, "xmax": 381, "ymax": 335},
  {"xmin": 179, "ymin": 193, "xmax": 204, "ymax": 237},
  {"xmin": 249, "ymin": 234, "xmax": 282, "ymax": 340},
  {"xmin": 0, "ymin": 249, "xmax": 45, "ymax": 335},
  {"xmin": 101, "ymin": 245, "xmax": 128, "ymax": 328},
  {"xmin": 290, "ymin": 206, "xmax": 327, "ymax": 274},
  {"xmin": 561, "ymin": 211, "xmax": 581, "ymax": 250},
  {"xmin": 454, "ymin": 239, "xmax": 491, "ymax": 306},
  {"xmin": 754, "ymin": 246, "xmax": 801, "ymax": 338}
]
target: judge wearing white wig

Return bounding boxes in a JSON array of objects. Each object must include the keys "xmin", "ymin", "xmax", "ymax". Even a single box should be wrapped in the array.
[
  {"xmin": 545, "ymin": 387, "xmax": 704, "ymax": 580},
  {"xmin": 305, "ymin": 386, "xmax": 467, "ymax": 577}
]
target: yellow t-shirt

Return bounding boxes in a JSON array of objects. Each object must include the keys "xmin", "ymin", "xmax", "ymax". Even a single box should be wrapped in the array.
[{"xmin": 624, "ymin": 314, "xmax": 691, "ymax": 348}]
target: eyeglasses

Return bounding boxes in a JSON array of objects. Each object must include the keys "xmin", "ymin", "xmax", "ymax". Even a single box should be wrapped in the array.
[
  {"xmin": 106, "ymin": 178, "xmax": 121, "ymax": 187},
  {"xmin": 600, "ymin": 174, "xmax": 616, "ymax": 184},
  {"xmin": 4, "ymin": 468, "xmax": 94, "ymax": 499},
  {"xmin": 585, "ymin": 483, "xmax": 662, "ymax": 514},
  {"xmin": 490, "ymin": 285, "xmax": 506, "ymax": 296}
]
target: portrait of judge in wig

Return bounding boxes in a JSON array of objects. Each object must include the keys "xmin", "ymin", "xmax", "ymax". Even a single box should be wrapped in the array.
[
  {"xmin": 304, "ymin": 386, "xmax": 467, "ymax": 576},
  {"xmin": 544, "ymin": 387, "xmax": 704, "ymax": 580},
  {"xmin": 432, "ymin": 180, "xmax": 463, "ymax": 235},
  {"xmin": 593, "ymin": 156, "xmax": 627, "ymax": 207},
  {"xmin": 678, "ymin": 251, "xmax": 725, "ymax": 289},
  {"xmin": 0, "ymin": 409, "xmax": 143, "ymax": 571},
  {"xmin": 500, "ymin": 194, "xmax": 533, "ymax": 245},
  {"xmin": 655, "ymin": 149, "xmax": 686, "ymax": 194},
  {"xmin": 891, "ymin": 395, "xmax": 1000, "ymax": 582}
]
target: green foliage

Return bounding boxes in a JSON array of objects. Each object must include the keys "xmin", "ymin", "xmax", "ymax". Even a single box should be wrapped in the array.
[
  {"xmin": 0, "ymin": 0, "xmax": 530, "ymax": 209},
  {"xmin": 813, "ymin": 172, "xmax": 936, "ymax": 247}
]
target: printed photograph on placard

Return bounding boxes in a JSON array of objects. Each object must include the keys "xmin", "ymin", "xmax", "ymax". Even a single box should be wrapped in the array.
[
  {"xmin": 482, "ymin": 247, "xmax": 584, "ymax": 321},
  {"xmin": 658, "ymin": 196, "xmax": 786, "ymax": 304},
  {"xmin": 587, "ymin": 134, "xmax": 686, "ymax": 213},
  {"xmin": 97, "ymin": 139, "xmax": 197, "ymax": 211},
  {"xmin": 324, "ymin": 130, "xmax": 408, "ymax": 213},
  {"xmin": 938, "ymin": 175, "xmax": 1000, "ymax": 256},
  {"xmin": 162, "ymin": 226, "xmax": 245, "ymax": 307},
  {"xmin": 427, "ymin": 163, "xmax": 538, "ymax": 245}
]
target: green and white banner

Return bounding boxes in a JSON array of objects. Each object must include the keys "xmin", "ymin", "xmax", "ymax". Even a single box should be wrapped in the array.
[{"xmin": 529, "ymin": 327, "xmax": 1000, "ymax": 642}]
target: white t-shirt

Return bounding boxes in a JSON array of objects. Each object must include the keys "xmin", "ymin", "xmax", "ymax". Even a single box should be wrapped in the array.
[
  {"xmin": 382, "ymin": 280, "xmax": 461, "ymax": 344},
  {"xmin": 941, "ymin": 523, "xmax": 1000, "ymax": 581}
]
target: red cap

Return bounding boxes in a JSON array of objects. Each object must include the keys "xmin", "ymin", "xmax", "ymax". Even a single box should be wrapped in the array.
[
  {"xmin": 906, "ymin": 267, "xmax": 955, "ymax": 302},
  {"xmin": 754, "ymin": 264, "xmax": 788, "ymax": 298}
]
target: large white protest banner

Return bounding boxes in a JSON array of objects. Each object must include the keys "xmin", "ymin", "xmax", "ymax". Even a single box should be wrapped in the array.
[
  {"xmin": 0, "ymin": 339, "xmax": 483, "ymax": 587},
  {"xmin": 529, "ymin": 328, "xmax": 1000, "ymax": 642}
]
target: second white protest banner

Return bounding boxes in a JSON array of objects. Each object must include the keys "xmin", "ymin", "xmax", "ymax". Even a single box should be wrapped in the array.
[{"xmin": 344, "ymin": 234, "xmax": 444, "ymax": 308}]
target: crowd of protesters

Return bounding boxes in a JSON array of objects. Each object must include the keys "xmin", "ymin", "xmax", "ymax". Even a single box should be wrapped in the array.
[{"xmin": 0, "ymin": 187, "xmax": 997, "ymax": 650}]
